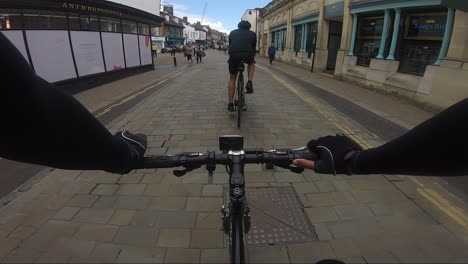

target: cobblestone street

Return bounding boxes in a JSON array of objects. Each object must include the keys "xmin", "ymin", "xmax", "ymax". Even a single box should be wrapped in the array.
[{"xmin": 1, "ymin": 51, "xmax": 468, "ymax": 263}]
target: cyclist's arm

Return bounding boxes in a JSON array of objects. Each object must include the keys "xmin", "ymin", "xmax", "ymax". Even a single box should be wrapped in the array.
[
  {"xmin": 352, "ymin": 98, "xmax": 468, "ymax": 176},
  {"xmin": 0, "ymin": 33, "xmax": 134, "ymax": 172}
]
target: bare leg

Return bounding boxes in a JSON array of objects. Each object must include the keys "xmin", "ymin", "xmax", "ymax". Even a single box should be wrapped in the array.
[
  {"xmin": 247, "ymin": 63, "xmax": 255, "ymax": 81},
  {"xmin": 228, "ymin": 73, "xmax": 237, "ymax": 103}
]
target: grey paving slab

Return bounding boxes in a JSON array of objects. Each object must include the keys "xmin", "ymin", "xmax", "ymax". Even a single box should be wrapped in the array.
[
  {"xmin": 200, "ymin": 248, "xmax": 229, "ymax": 263},
  {"xmin": 157, "ymin": 228, "xmax": 191, "ymax": 248},
  {"xmin": 155, "ymin": 211, "xmax": 197, "ymax": 228},
  {"xmin": 114, "ymin": 196, "xmax": 150, "ymax": 209},
  {"xmin": 247, "ymin": 246, "xmax": 290, "ymax": 264},
  {"xmin": 74, "ymin": 223, "xmax": 118, "ymax": 242},
  {"xmin": 116, "ymin": 184, "xmax": 147, "ymax": 196},
  {"xmin": 73, "ymin": 208, "xmax": 114, "ymax": 224},
  {"xmin": 53, "ymin": 207, "xmax": 80, "ymax": 221},
  {"xmin": 91, "ymin": 184, "xmax": 119, "ymax": 196},
  {"xmin": 190, "ymin": 229, "xmax": 224, "ymax": 249},
  {"xmin": 150, "ymin": 196, "xmax": 186, "ymax": 211},
  {"xmin": 117, "ymin": 246, "xmax": 165, "ymax": 263},
  {"xmin": 287, "ymin": 242, "xmax": 336, "ymax": 263},
  {"xmin": 164, "ymin": 248, "xmax": 200, "ymax": 263},
  {"xmin": 113, "ymin": 226, "xmax": 158, "ymax": 246},
  {"xmin": 67, "ymin": 195, "xmax": 98, "ymax": 207}
]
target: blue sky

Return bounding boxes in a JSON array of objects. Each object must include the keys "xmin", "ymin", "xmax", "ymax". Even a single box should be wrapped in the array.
[{"xmin": 161, "ymin": 0, "xmax": 272, "ymax": 33}]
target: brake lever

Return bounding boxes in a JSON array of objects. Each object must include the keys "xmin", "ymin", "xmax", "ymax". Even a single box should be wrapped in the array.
[
  {"xmin": 275, "ymin": 164, "xmax": 305, "ymax": 174},
  {"xmin": 173, "ymin": 165, "xmax": 201, "ymax": 177}
]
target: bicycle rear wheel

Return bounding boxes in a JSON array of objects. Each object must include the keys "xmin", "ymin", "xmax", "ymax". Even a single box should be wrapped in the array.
[{"xmin": 236, "ymin": 72, "xmax": 244, "ymax": 128}]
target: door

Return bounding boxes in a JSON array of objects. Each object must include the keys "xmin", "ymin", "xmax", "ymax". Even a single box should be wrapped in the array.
[{"xmin": 326, "ymin": 21, "xmax": 343, "ymax": 70}]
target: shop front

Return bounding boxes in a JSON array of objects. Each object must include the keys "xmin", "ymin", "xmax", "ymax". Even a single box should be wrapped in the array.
[
  {"xmin": 0, "ymin": 0, "xmax": 163, "ymax": 87},
  {"xmin": 338, "ymin": 0, "xmax": 457, "ymax": 110},
  {"xmin": 398, "ymin": 11, "xmax": 447, "ymax": 75},
  {"xmin": 355, "ymin": 15, "xmax": 385, "ymax": 66},
  {"xmin": 269, "ymin": 24, "xmax": 286, "ymax": 61},
  {"xmin": 291, "ymin": 15, "xmax": 318, "ymax": 65}
]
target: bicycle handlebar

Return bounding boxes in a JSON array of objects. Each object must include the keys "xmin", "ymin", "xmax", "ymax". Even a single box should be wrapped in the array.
[{"xmin": 137, "ymin": 148, "xmax": 317, "ymax": 174}]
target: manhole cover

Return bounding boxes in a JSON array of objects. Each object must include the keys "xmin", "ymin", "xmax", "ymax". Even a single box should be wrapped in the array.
[{"xmin": 224, "ymin": 186, "xmax": 317, "ymax": 246}]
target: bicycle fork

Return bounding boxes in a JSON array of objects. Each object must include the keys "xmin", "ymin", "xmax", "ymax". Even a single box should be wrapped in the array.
[{"xmin": 220, "ymin": 152, "xmax": 251, "ymax": 263}]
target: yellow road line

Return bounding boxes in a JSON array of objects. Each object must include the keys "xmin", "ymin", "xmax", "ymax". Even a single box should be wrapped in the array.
[
  {"xmin": 257, "ymin": 64, "xmax": 371, "ymax": 149},
  {"xmin": 410, "ymin": 177, "xmax": 468, "ymax": 228},
  {"xmin": 258, "ymin": 64, "xmax": 468, "ymax": 230},
  {"xmin": 95, "ymin": 71, "xmax": 183, "ymax": 118}
]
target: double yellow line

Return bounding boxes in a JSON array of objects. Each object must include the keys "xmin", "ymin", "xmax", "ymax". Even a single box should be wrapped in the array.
[
  {"xmin": 258, "ymin": 64, "xmax": 468, "ymax": 233},
  {"xmin": 95, "ymin": 71, "xmax": 183, "ymax": 118},
  {"xmin": 258, "ymin": 65, "xmax": 371, "ymax": 149}
]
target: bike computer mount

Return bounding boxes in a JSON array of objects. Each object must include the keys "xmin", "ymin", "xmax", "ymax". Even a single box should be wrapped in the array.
[{"xmin": 219, "ymin": 135, "xmax": 244, "ymax": 152}]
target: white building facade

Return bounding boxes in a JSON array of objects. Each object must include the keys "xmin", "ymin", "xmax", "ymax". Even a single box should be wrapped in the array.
[
  {"xmin": 183, "ymin": 23, "xmax": 196, "ymax": 44},
  {"xmin": 241, "ymin": 9, "xmax": 260, "ymax": 51}
]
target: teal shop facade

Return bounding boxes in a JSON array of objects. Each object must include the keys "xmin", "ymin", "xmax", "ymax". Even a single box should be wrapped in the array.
[{"xmin": 260, "ymin": 0, "xmax": 468, "ymax": 111}]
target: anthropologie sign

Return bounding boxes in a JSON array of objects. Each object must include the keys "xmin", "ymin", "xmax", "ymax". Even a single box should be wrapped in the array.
[
  {"xmin": 405, "ymin": 13, "xmax": 447, "ymax": 40},
  {"xmin": 62, "ymin": 3, "xmax": 124, "ymax": 17}
]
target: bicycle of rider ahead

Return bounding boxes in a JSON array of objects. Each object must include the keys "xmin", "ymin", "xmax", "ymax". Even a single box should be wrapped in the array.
[
  {"xmin": 137, "ymin": 135, "xmax": 315, "ymax": 264},
  {"xmin": 235, "ymin": 62, "xmax": 247, "ymax": 129}
]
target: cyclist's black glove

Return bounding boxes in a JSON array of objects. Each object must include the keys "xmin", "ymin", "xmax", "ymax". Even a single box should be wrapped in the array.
[
  {"xmin": 307, "ymin": 134, "xmax": 362, "ymax": 175},
  {"xmin": 106, "ymin": 131, "xmax": 147, "ymax": 174}
]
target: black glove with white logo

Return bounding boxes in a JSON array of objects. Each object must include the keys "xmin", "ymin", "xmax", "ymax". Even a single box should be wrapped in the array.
[
  {"xmin": 307, "ymin": 134, "xmax": 362, "ymax": 175},
  {"xmin": 106, "ymin": 131, "xmax": 147, "ymax": 174}
]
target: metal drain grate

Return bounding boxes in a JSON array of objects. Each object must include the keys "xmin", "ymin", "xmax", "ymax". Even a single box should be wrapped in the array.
[{"xmin": 224, "ymin": 186, "xmax": 317, "ymax": 246}]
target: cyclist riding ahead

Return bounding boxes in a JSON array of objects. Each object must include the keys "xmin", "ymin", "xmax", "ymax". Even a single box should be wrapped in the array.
[{"xmin": 227, "ymin": 20, "xmax": 257, "ymax": 112}]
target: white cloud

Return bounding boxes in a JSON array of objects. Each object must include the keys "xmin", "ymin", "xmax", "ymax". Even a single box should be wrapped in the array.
[{"xmin": 171, "ymin": 5, "xmax": 230, "ymax": 33}]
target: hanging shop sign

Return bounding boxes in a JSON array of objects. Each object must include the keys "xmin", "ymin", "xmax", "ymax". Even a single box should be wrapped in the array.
[{"xmin": 404, "ymin": 12, "xmax": 447, "ymax": 40}]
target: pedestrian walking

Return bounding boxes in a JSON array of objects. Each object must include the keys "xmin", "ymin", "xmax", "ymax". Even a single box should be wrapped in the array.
[
  {"xmin": 151, "ymin": 42, "xmax": 157, "ymax": 58},
  {"xmin": 185, "ymin": 42, "xmax": 194, "ymax": 64},
  {"xmin": 268, "ymin": 43, "xmax": 276, "ymax": 65},
  {"xmin": 170, "ymin": 42, "xmax": 177, "ymax": 57},
  {"xmin": 195, "ymin": 45, "xmax": 203, "ymax": 63}
]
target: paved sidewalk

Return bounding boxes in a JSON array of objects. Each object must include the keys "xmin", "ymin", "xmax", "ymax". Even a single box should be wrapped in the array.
[
  {"xmin": 0, "ymin": 50, "xmax": 467, "ymax": 263},
  {"xmin": 257, "ymin": 56, "xmax": 434, "ymax": 130},
  {"xmin": 74, "ymin": 53, "xmax": 188, "ymax": 114}
]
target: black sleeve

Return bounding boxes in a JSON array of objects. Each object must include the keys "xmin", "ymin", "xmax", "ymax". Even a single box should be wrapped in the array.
[
  {"xmin": 353, "ymin": 98, "xmax": 468, "ymax": 176},
  {"xmin": 0, "ymin": 32, "xmax": 133, "ymax": 172},
  {"xmin": 251, "ymin": 32, "xmax": 257, "ymax": 52}
]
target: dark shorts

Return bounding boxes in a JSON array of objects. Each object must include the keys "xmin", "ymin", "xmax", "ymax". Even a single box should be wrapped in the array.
[{"xmin": 228, "ymin": 53, "xmax": 255, "ymax": 74}]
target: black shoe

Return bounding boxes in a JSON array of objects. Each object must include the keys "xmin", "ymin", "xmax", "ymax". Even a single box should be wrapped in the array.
[
  {"xmin": 228, "ymin": 103, "xmax": 235, "ymax": 112},
  {"xmin": 246, "ymin": 81, "xmax": 253, "ymax": 94}
]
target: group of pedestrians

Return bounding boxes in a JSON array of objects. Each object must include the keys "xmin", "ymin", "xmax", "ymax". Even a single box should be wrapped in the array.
[{"xmin": 182, "ymin": 42, "xmax": 205, "ymax": 64}]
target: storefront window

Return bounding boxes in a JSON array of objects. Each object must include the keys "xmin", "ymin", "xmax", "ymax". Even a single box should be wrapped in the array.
[
  {"xmin": 122, "ymin": 20, "xmax": 137, "ymax": 34},
  {"xmin": 355, "ymin": 16, "xmax": 384, "ymax": 66},
  {"xmin": 23, "ymin": 10, "xmax": 67, "ymax": 29},
  {"xmin": 80, "ymin": 14, "xmax": 99, "ymax": 31},
  {"xmin": 0, "ymin": 9, "xmax": 22, "ymax": 29},
  {"xmin": 294, "ymin": 25, "xmax": 302, "ymax": 52},
  {"xmin": 138, "ymin": 23, "xmax": 149, "ymax": 35},
  {"xmin": 68, "ymin": 13, "xmax": 80, "ymax": 30},
  {"xmin": 151, "ymin": 26, "xmax": 160, "ymax": 36},
  {"xmin": 398, "ymin": 12, "xmax": 446, "ymax": 76},
  {"xmin": 100, "ymin": 16, "xmax": 121, "ymax": 32},
  {"xmin": 306, "ymin": 22, "xmax": 318, "ymax": 58}
]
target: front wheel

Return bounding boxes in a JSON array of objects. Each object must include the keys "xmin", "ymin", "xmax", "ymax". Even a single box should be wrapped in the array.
[{"xmin": 230, "ymin": 213, "xmax": 246, "ymax": 264}]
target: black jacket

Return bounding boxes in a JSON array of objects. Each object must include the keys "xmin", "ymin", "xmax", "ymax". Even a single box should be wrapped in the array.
[{"xmin": 228, "ymin": 28, "xmax": 256, "ymax": 55}]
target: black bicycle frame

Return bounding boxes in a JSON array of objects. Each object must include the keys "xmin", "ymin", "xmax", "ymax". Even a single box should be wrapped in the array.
[{"xmin": 227, "ymin": 152, "xmax": 247, "ymax": 264}]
